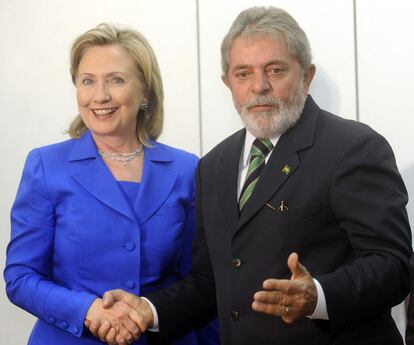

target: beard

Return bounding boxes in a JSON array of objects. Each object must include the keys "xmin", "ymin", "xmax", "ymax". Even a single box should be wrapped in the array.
[{"xmin": 237, "ymin": 82, "xmax": 307, "ymax": 139}]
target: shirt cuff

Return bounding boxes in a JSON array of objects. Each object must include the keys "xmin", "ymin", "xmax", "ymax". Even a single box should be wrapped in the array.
[
  {"xmin": 140, "ymin": 297, "xmax": 160, "ymax": 332},
  {"xmin": 308, "ymin": 278, "xmax": 329, "ymax": 320}
]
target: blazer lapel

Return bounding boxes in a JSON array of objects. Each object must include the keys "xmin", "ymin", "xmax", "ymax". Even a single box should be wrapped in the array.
[
  {"xmin": 235, "ymin": 95, "xmax": 320, "ymax": 233},
  {"xmin": 70, "ymin": 131, "xmax": 135, "ymax": 221},
  {"xmin": 236, "ymin": 135, "xmax": 299, "ymax": 232},
  {"xmin": 134, "ymin": 142, "xmax": 177, "ymax": 226},
  {"xmin": 217, "ymin": 130, "xmax": 245, "ymax": 232}
]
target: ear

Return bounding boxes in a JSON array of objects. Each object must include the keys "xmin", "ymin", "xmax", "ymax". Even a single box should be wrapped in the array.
[
  {"xmin": 221, "ymin": 74, "xmax": 230, "ymax": 89},
  {"xmin": 303, "ymin": 64, "xmax": 316, "ymax": 92}
]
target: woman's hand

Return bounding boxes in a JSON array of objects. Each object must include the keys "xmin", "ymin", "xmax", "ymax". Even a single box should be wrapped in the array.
[{"xmin": 85, "ymin": 298, "xmax": 143, "ymax": 345}]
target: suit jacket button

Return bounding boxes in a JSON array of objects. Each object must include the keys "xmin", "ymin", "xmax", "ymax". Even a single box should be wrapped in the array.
[
  {"xmin": 125, "ymin": 242, "xmax": 135, "ymax": 251},
  {"xmin": 126, "ymin": 280, "xmax": 136, "ymax": 289},
  {"xmin": 232, "ymin": 258, "xmax": 242, "ymax": 268},
  {"xmin": 61, "ymin": 321, "xmax": 68, "ymax": 329},
  {"xmin": 230, "ymin": 311, "xmax": 240, "ymax": 321},
  {"xmin": 47, "ymin": 316, "xmax": 56, "ymax": 324}
]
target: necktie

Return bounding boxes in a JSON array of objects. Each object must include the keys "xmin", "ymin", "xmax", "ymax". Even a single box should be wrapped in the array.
[{"xmin": 239, "ymin": 138, "xmax": 274, "ymax": 211}]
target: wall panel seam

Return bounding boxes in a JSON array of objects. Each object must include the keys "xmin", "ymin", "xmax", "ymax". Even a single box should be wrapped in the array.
[
  {"xmin": 195, "ymin": 0, "xmax": 204, "ymax": 155},
  {"xmin": 353, "ymin": 0, "xmax": 360, "ymax": 122}
]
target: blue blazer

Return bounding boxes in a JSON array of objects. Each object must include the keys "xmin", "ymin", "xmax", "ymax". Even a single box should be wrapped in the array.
[{"xmin": 4, "ymin": 131, "xmax": 217, "ymax": 344}]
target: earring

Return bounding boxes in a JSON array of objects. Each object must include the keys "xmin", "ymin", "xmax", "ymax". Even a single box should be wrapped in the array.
[{"xmin": 140, "ymin": 101, "xmax": 148, "ymax": 111}]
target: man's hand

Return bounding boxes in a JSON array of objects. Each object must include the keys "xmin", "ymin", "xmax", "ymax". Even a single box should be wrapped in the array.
[
  {"xmin": 103, "ymin": 289, "xmax": 154, "ymax": 330},
  {"xmin": 85, "ymin": 298, "xmax": 144, "ymax": 345},
  {"xmin": 252, "ymin": 252, "xmax": 317, "ymax": 323}
]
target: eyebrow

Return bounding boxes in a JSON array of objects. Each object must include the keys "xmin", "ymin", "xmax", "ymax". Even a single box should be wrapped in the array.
[
  {"xmin": 77, "ymin": 71, "xmax": 129, "ymax": 77},
  {"xmin": 232, "ymin": 64, "xmax": 252, "ymax": 71},
  {"xmin": 264, "ymin": 60, "xmax": 288, "ymax": 67},
  {"xmin": 232, "ymin": 59, "xmax": 288, "ymax": 71}
]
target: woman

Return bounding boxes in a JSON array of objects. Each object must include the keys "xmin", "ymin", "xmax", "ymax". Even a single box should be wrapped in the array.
[{"xmin": 4, "ymin": 23, "xmax": 218, "ymax": 345}]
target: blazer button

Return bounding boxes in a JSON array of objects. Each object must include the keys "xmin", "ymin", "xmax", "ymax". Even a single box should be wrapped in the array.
[
  {"xmin": 47, "ymin": 316, "xmax": 56, "ymax": 324},
  {"xmin": 61, "ymin": 321, "xmax": 68, "ymax": 329},
  {"xmin": 126, "ymin": 280, "xmax": 136, "ymax": 289},
  {"xmin": 230, "ymin": 311, "xmax": 240, "ymax": 321},
  {"xmin": 232, "ymin": 258, "xmax": 242, "ymax": 268},
  {"xmin": 72, "ymin": 326, "xmax": 80, "ymax": 334},
  {"xmin": 125, "ymin": 242, "xmax": 135, "ymax": 251}
]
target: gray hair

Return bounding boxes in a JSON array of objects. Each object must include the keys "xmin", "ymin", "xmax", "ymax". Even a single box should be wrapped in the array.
[{"xmin": 221, "ymin": 6, "xmax": 312, "ymax": 75}]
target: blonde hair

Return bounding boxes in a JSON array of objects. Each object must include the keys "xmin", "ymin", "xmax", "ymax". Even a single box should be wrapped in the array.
[{"xmin": 68, "ymin": 23, "xmax": 164, "ymax": 145}]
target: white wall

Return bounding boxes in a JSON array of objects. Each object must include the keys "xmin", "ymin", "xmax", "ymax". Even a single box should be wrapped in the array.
[{"xmin": 0, "ymin": 0, "xmax": 413, "ymax": 343}]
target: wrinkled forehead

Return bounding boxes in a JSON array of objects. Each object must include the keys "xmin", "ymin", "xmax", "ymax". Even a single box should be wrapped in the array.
[
  {"xmin": 237, "ymin": 30, "xmax": 291, "ymax": 55},
  {"xmin": 228, "ymin": 32, "xmax": 296, "ymax": 67}
]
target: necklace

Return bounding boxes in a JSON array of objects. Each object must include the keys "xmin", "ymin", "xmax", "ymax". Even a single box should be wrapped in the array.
[{"xmin": 97, "ymin": 145, "xmax": 143, "ymax": 167}]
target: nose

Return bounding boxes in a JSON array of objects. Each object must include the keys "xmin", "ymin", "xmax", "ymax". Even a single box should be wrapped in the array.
[
  {"xmin": 93, "ymin": 81, "xmax": 111, "ymax": 103},
  {"xmin": 251, "ymin": 71, "xmax": 271, "ymax": 94}
]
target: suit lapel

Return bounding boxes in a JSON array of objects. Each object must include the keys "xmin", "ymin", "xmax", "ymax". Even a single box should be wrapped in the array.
[
  {"xmin": 217, "ymin": 130, "xmax": 245, "ymax": 232},
  {"xmin": 236, "ymin": 135, "xmax": 299, "ymax": 232},
  {"xmin": 70, "ymin": 131, "xmax": 136, "ymax": 221},
  {"xmin": 235, "ymin": 95, "xmax": 320, "ymax": 234},
  {"xmin": 134, "ymin": 142, "xmax": 177, "ymax": 226}
]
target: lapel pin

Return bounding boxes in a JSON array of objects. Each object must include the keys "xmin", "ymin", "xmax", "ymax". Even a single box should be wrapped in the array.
[
  {"xmin": 282, "ymin": 164, "xmax": 291, "ymax": 175},
  {"xmin": 266, "ymin": 201, "xmax": 288, "ymax": 212},
  {"xmin": 278, "ymin": 201, "xmax": 288, "ymax": 212}
]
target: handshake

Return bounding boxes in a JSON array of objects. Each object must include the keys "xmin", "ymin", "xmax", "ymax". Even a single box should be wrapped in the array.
[{"xmin": 84, "ymin": 290, "xmax": 154, "ymax": 345}]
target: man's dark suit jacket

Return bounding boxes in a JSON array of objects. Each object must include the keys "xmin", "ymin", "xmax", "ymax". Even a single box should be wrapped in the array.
[
  {"xmin": 405, "ymin": 255, "xmax": 414, "ymax": 345},
  {"xmin": 147, "ymin": 96, "xmax": 412, "ymax": 345}
]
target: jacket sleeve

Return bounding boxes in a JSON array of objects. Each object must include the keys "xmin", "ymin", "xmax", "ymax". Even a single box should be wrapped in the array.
[
  {"xmin": 317, "ymin": 130, "xmax": 412, "ymax": 332},
  {"xmin": 177, "ymin": 154, "xmax": 198, "ymax": 277},
  {"xmin": 146, "ymin": 158, "xmax": 217, "ymax": 344},
  {"xmin": 4, "ymin": 149, "xmax": 97, "ymax": 337}
]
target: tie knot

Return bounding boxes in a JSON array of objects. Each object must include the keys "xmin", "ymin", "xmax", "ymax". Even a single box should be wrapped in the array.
[{"xmin": 251, "ymin": 138, "xmax": 273, "ymax": 158}]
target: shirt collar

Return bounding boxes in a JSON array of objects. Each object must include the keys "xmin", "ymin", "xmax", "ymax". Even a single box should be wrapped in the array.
[{"xmin": 241, "ymin": 130, "xmax": 280, "ymax": 167}]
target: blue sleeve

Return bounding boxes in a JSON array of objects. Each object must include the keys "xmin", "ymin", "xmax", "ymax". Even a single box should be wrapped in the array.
[
  {"xmin": 4, "ymin": 149, "xmax": 97, "ymax": 337},
  {"xmin": 178, "ymin": 154, "xmax": 220, "ymax": 344},
  {"xmin": 178, "ymin": 153, "xmax": 198, "ymax": 276}
]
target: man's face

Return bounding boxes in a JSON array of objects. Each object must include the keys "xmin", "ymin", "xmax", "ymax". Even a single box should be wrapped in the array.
[{"xmin": 223, "ymin": 34, "xmax": 315, "ymax": 138}]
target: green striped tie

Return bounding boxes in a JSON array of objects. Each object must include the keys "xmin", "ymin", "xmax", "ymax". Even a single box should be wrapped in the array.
[{"xmin": 239, "ymin": 138, "xmax": 274, "ymax": 211}]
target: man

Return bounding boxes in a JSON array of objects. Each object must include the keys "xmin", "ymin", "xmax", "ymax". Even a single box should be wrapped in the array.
[{"xmin": 103, "ymin": 6, "xmax": 412, "ymax": 344}]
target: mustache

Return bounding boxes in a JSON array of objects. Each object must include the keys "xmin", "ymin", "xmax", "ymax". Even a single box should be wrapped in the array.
[{"xmin": 242, "ymin": 95, "xmax": 281, "ymax": 109}]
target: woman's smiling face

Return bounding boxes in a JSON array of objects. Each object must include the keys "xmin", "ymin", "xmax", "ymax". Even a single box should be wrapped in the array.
[{"xmin": 76, "ymin": 45, "xmax": 146, "ymax": 141}]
